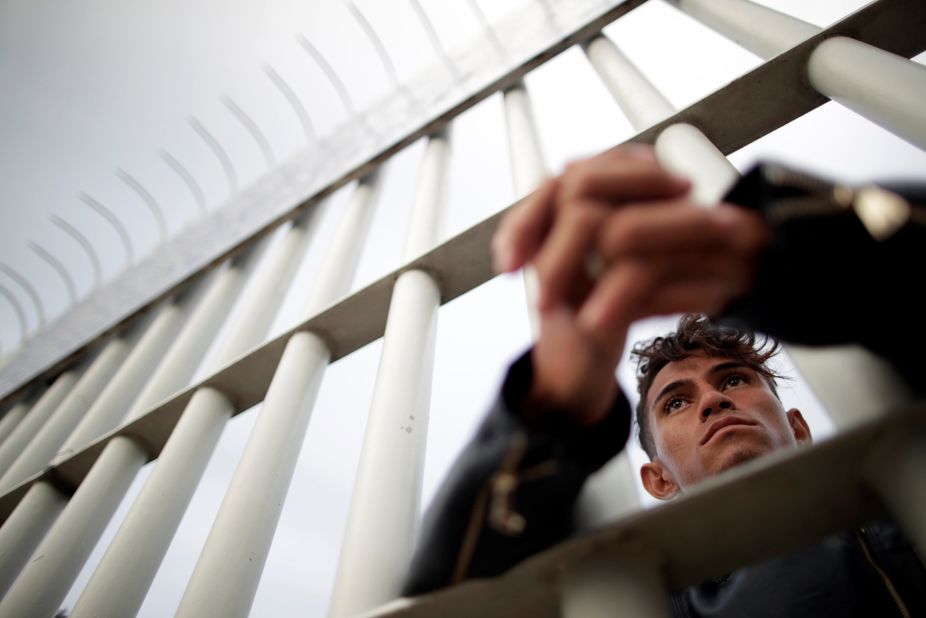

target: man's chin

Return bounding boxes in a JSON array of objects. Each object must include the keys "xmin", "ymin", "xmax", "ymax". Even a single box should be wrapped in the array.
[{"xmin": 713, "ymin": 445, "xmax": 766, "ymax": 475}]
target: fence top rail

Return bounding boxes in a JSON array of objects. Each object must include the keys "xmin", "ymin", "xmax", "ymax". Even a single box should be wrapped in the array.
[
  {"xmin": 369, "ymin": 404, "xmax": 926, "ymax": 617},
  {"xmin": 0, "ymin": 0, "xmax": 650, "ymax": 405}
]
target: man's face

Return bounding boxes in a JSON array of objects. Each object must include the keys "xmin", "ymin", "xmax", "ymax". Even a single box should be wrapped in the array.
[{"xmin": 640, "ymin": 352, "xmax": 810, "ymax": 500}]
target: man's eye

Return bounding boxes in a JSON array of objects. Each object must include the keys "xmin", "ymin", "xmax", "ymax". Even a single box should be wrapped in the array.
[
  {"xmin": 724, "ymin": 373, "xmax": 748, "ymax": 388},
  {"xmin": 665, "ymin": 397, "xmax": 685, "ymax": 413}
]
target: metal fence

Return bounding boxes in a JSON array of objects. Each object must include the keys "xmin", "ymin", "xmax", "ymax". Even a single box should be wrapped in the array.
[{"xmin": 0, "ymin": 0, "xmax": 924, "ymax": 616}]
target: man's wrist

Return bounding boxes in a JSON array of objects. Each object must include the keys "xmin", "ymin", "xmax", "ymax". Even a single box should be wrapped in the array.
[{"xmin": 501, "ymin": 348, "xmax": 632, "ymax": 471}]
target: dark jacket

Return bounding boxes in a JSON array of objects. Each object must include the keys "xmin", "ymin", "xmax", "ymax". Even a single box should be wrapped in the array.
[{"xmin": 403, "ymin": 166, "xmax": 926, "ymax": 615}]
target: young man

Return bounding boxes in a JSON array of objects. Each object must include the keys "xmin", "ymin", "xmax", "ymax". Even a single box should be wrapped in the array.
[{"xmin": 404, "ymin": 147, "xmax": 926, "ymax": 614}]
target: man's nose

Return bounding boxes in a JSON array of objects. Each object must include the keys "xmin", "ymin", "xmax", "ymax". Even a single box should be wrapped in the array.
[{"xmin": 700, "ymin": 390, "xmax": 734, "ymax": 420}]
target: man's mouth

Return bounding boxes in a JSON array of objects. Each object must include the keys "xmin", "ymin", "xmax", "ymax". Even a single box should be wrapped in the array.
[{"xmin": 701, "ymin": 416, "xmax": 756, "ymax": 445}]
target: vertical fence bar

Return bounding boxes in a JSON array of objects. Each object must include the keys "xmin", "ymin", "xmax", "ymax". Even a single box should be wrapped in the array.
[
  {"xmin": 0, "ymin": 331, "xmax": 139, "ymax": 493},
  {"xmin": 577, "ymin": 34, "xmax": 723, "ymax": 526},
  {"xmin": 328, "ymin": 130, "xmax": 450, "ymax": 618},
  {"xmin": 581, "ymin": 35, "xmax": 674, "ymax": 128},
  {"xmin": 0, "ymin": 239, "xmax": 273, "ymax": 618},
  {"xmin": 176, "ymin": 173, "xmax": 382, "ymax": 618},
  {"xmin": 0, "ymin": 398, "xmax": 35, "ymax": 451},
  {"xmin": 0, "ymin": 372, "xmax": 79, "ymax": 473},
  {"xmin": 71, "ymin": 207, "xmax": 327, "ymax": 618},
  {"xmin": 0, "ymin": 369, "xmax": 80, "ymax": 479},
  {"xmin": 666, "ymin": 0, "xmax": 818, "ymax": 59},
  {"xmin": 808, "ymin": 37, "xmax": 926, "ymax": 151},
  {"xmin": 0, "ymin": 483, "xmax": 66, "ymax": 598},
  {"xmin": 502, "ymin": 80, "xmax": 546, "ymax": 338},
  {"xmin": 581, "ymin": 33, "xmax": 739, "ymax": 200},
  {"xmin": 653, "ymin": 123, "xmax": 739, "ymax": 204}
]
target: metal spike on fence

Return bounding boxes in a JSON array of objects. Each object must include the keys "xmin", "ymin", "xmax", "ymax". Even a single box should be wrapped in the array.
[
  {"xmin": 189, "ymin": 117, "xmax": 239, "ymax": 193},
  {"xmin": 159, "ymin": 149, "xmax": 209, "ymax": 215},
  {"xmin": 29, "ymin": 241, "xmax": 78, "ymax": 305},
  {"xmin": 50, "ymin": 215, "xmax": 103, "ymax": 289},
  {"xmin": 77, "ymin": 192, "xmax": 135, "ymax": 266},
  {"xmin": 115, "ymin": 168, "xmax": 169, "ymax": 243},
  {"xmin": 222, "ymin": 96, "xmax": 276, "ymax": 167},
  {"xmin": 0, "ymin": 263, "xmax": 46, "ymax": 328}
]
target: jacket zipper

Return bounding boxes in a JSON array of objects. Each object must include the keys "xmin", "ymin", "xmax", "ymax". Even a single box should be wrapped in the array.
[
  {"xmin": 450, "ymin": 431, "xmax": 558, "ymax": 583},
  {"xmin": 855, "ymin": 528, "xmax": 911, "ymax": 618}
]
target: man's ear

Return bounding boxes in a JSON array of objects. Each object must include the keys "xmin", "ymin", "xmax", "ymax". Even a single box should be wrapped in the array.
[
  {"xmin": 786, "ymin": 408, "xmax": 812, "ymax": 445},
  {"xmin": 641, "ymin": 458, "xmax": 679, "ymax": 500}
]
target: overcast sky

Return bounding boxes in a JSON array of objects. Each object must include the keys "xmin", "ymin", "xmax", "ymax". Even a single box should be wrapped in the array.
[{"xmin": 2, "ymin": 0, "xmax": 926, "ymax": 616}]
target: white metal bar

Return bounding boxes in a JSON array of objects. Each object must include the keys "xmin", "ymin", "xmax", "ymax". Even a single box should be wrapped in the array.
[
  {"xmin": 329, "ymin": 270, "xmax": 441, "ymax": 618},
  {"xmin": 0, "ymin": 240, "xmax": 272, "ymax": 618},
  {"xmin": 808, "ymin": 36, "xmax": 926, "ymax": 151},
  {"xmin": 72, "ymin": 387, "xmax": 232, "ymax": 617},
  {"xmin": 654, "ymin": 123, "xmax": 739, "ymax": 204},
  {"xmin": 502, "ymin": 80, "xmax": 546, "ymax": 339},
  {"xmin": 0, "ymin": 371, "xmax": 80, "ymax": 477},
  {"xmin": 328, "ymin": 131, "xmax": 450, "ymax": 617},
  {"xmin": 213, "ymin": 208, "xmax": 325, "ymax": 365},
  {"xmin": 581, "ymin": 31, "xmax": 739, "ymax": 200},
  {"xmin": 579, "ymin": 34, "xmax": 729, "ymax": 527},
  {"xmin": 0, "ymin": 482, "xmax": 66, "ymax": 597},
  {"xmin": 582, "ymin": 35, "xmax": 674, "ymax": 129},
  {"xmin": 0, "ymin": 399, "xmax": 32, "ymax": 450},
  {"xmin": 176, "ymin": 174, "xmax": 382, "ymax": 617},
  {"xmin": 667, "ymin": 0, "xmax": 819, "ymax": 59},
  {"xmin": 0, "ymin": 333, "xmax": 137, "ymax": 493},
  {"xmin": 503, "ymin": 81, "xmax": 548, "ymax": 197},
  {"xmin": 71, "ymin": 207, "xmax": 326, "ymax": 618}
]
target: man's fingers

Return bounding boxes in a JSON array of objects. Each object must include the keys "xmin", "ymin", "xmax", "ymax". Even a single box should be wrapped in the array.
[
  {"xmin": 597, "ymin": 204, "xmax": 770, "ymax": 261},
  {"xmin": 533, "ymin": 200, "xmax": 607, "ymax": 310},
  {"xmin": 492, "ymin": 177, "xmax": 558, "ymax": 273},
  {"xmin": 558, "ymin": 155, "xmax": 690, "ymax": 206},
  {"xmin": 577, "ymin": 254, "xmax": 754, "ymax": 338}
]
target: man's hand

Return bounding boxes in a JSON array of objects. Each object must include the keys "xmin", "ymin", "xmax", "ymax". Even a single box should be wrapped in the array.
[{"xmin": 493, "ymin": 146, "xmax": 769, "ymax": 426}]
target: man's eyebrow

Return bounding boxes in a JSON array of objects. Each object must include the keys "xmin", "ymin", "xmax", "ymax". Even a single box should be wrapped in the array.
[
  {"xmin": 651, "ymin": 379, "xmax": 691, "ymax": 410},
  {"xmin": 708, "ymin": 361, "xmax": 750, "ymax": 375}
]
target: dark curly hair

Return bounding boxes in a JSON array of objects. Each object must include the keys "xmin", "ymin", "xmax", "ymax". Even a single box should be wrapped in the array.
[{"xmin": 631, "ymin": 314, "xmax": 784, "ymax": 459}]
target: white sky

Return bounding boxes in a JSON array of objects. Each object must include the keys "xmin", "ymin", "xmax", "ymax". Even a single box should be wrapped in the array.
[{"xmin": 2, "ymin": 0, "xmax": 926, "ymax": 616}]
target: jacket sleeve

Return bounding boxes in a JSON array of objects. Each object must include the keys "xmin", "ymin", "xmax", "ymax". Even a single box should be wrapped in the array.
[
  {"xmin": 403, "ymin": 349, "xmax": 632, "ymax": 596},
  {"xmin": 720, "ymin": 168, "xmax": 926, "ymax": 389}
]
